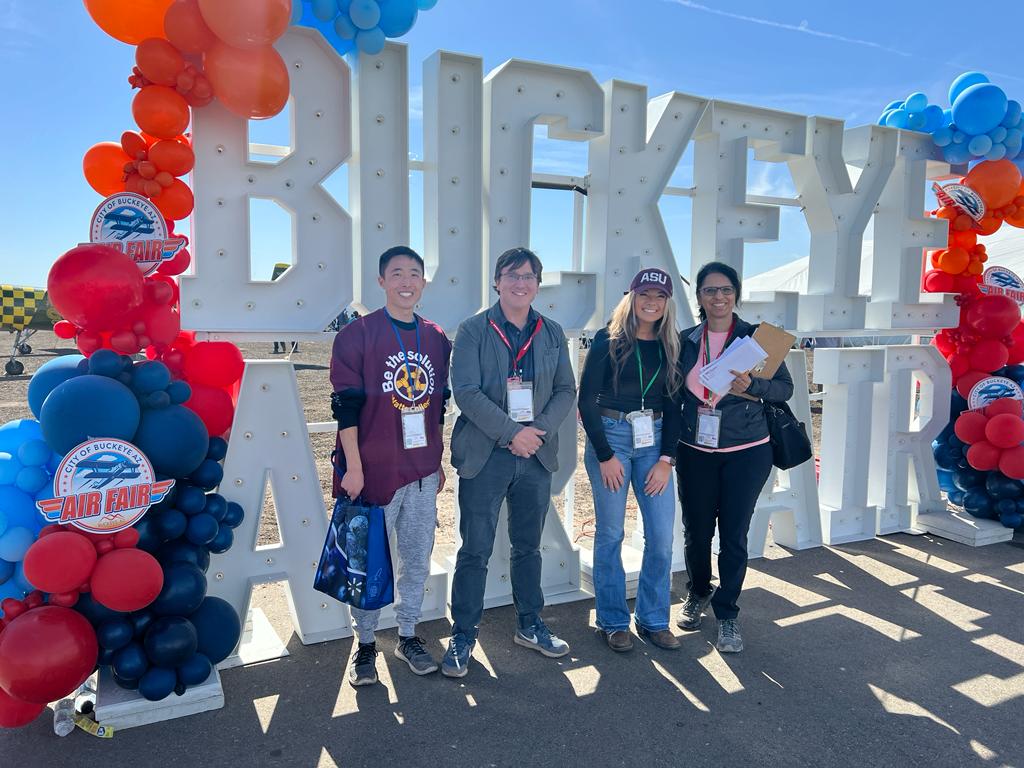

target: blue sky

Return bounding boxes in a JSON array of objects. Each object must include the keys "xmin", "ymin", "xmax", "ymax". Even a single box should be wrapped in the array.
[{"xmin": 1, "ymin": 0, "xmax": 1021, "ymax": 288}]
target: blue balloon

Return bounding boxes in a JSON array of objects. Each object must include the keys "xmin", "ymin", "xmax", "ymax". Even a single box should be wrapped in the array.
[
  {"xmin": 943, "ymin": 143, "xmax": 972, "ymax": 165},
  {"xmin": 1002, "ymin": 100, "xmax": 1022, "ymax": 128},
  {"xmin": 156, "ymin": 509, "xmax": 188, "ymax": 540},
  {"xmin": 87, "ymin": 349, "xmax": 124, "ymax": 378},
  {"xmin": 130, "ymin": 610, "xmax": 155, "ymax": 640},
  {"xmin": 904, "ymin": 92, "xmax": 928, "ymax": 113},
  {"xmin": 186, "ymin": 513, "xmax": 219, "ymax": 546},
  {"xmin": 0, "ymin": 558, "xmax": 14, "ymax": 585},
  {"xmin": 27, "ymin": 355, "xmax": 87, "ymax": 418},
  {"xmin": 112, "ymin": 642, "xmax": 150, "ymax": 680},
  {"xmin": 158, "ymin": 541, "xmax": 211, "ymax": 572},
  {"xmin": 189, "ymin": 597, "xmax": 241, "ymax": 664},
  {"xmin": 0, "ymin": 452, "xmax": 22, "ymax": 485},
  {"xmin": 144, "ymin": 616, "xmax": 198, "ymax": 667},
  {"xmin": 0, "ymin": 528, "xmax": 33, "ymax": 561},
  {"xmin": 166, "ymin": 380, "xmax": 191, "ymax": 405},
  {"xmin": 74, "ymin": 592, "xmax": 122, "ymax": 626},
  {"xmin": 948, "ymin": 489, "xmax": 966, "ymax": 506},
  {"xmin": 986, "ymin": 472, "xmax": 1022, "ymax": 499},
  {"xmin": 907, "ymin": 112, "xmax": 927, "ymax": 131},
  {"xmin": 0, "ymin": 419, "xmax": 42, "ymax": 455},
  {"xmin": 151, "ymin": 562, "xmax": 207, "ymax": 616},
  {"xmin": 885, "ymin": 109, "xmax": 909, "ymax": 129},
  {"xmin": 378, "ymin": 0, "xmax": 417, "ymax": 36},
  {"xmin": 989, "ymin": 126, "xmax": 1008, "ymax": 144},
  {"xmin": 15, "ymin": 466, "xmax": 49, "ymax": 495},
  {"xmin": 17, "ymin": 439, "xmax": 50, "ymax": 468},
  {"xmin": 206, "ymin": 437, "xmax": 227, "ymax": 462},
  {"xmin": 417, "ymin": 0, "xmax": 437, "ymax": 8},
  {"xmin": 12, "ymin": 562, "xmax": 32, "ymax": 593},
  {"xmin": 1000, "ymin": 511, "xmax": 1024, "ymax": 528},
  {"xmin": 349, "ymin": 0, "xmax": 381, "ymax": 29},
  {"xmin": 290, "ymin": 0, "xmax": 305, "ymax": 22},
  {"xmin": 132, "ymin": 361, "xmax": 171, "ymax": 395},
  {"xmin": 203, "ymin": 494, "xmax": 227, "ymax": 521},
  {"xmin": 222, "ymin": 502, "xmax": 244, "ymax": 529},
  {"xmin": 208, "ymin": 525, "xmax": 233, "ymax": 554},
  {"xmin": 133, "ymin": 405, "xmax": 209, "ymax": 479},
  {"xmin": 953, "ymin": 466, "xmax": 985, "ymax": 491},
  {"xmin": 355, "ymin": 26, "xmax": 386, "ymax": 53},
  {"xmin": 884, "ymin": 99, "xmax": 904, "ymax": 112},
  {"xmin": 177, "ymin": 485, "xmax": 207, "ymax": 515},
  {"xmin": 0, "ymin": 486, "xmax": 38, "ymax": 530},
  {"xmin": 1006, "ymin": 128, "xmax": 1023, "ymax": 154},
  {"xmin": 334, "ymin": 13, "xmax": 357, "ymax": 38},
  {"xmin": 40, "ymin": 375, "xmax": 141, "ymax": 455},
  {"xmin": 922, "ymin": 105, "xmax": 944, "ymax": 133},
  {"xmin": 953, "ymin": 83, "xmax": 1009, "ymax": 136},
  {"xmin": 134, "ymin": 516, "xmax": 163, "ymax": 553},
  {"xmin": 964, "ymin": 489, "xmax": 995, "ymax": 518},
  {"xmin": 987, "ymin": 144, "xmax": 1007, "ymax": 161},
  {"xmin": 968, "ymin": 134, "xmax": 993, "ymax": 157},
  {"xmin": 311, "ymin": 0, "xmax": 339, "ymax": 20},
  {"xmin": 190, "ymin": 459, "xmax": 224, "ymax": 491},
  {"xmin": 949, "ymin": 71, "xmax": 990, "ymax": 105},
  {"xmin": 995, "ymin": 498, "xmax": 1017, "ymax": 516},
  {"xmin": 144, "ymin": 391, "xmax": 171, "ymax": 410},
  {"xmin": 111, "ymin": 670, "xmax": 140, "ymax": 690},
  {"xmin": 878, "ymin": 110, "xmax": 894, "ymax": 126},
  {"xmin": 97, "ymin": 618, "xmax": 135, "ymax": 651},
  {"xmin": 138, "ymin": 666, "xmax": 177, "ymax": 701},
  {"xmin": 0, "ymin": 580, "xmax": 27, "ymax": 608},
  {"xmin": 937, "ymin": 468, "xmax": 956, "ymax": 492},
  {"xmin": 177, "ymin": 653, "xmax": 213, "ymax": 687},
  {"xmin": 942, "ymin": 108, "xmax": 954, "ymax": 126}
]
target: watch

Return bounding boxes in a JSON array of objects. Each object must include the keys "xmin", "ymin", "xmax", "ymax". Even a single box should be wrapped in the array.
[{"xmin": 658, "ymin": 455, "xmax": 676, "ymax": 466}]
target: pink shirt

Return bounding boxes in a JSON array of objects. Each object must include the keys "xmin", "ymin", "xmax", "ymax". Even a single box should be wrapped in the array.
[{"xmin": 684, "ymin": 328, "xmax": 770, "ymax": 454}]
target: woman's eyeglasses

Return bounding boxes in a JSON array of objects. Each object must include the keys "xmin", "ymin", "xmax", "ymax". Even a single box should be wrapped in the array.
[{"xmin": 699, "ymin": 286, "xmax": 735, "ymax": 297}]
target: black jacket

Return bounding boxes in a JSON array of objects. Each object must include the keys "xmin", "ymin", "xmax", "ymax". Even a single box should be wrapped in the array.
[{"xmin": 678, "ymin": 315, "xmax": 794, "ymax": 450}]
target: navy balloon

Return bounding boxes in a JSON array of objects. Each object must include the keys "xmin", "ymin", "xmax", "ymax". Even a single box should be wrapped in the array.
[
  {"xmin": 74, "ymin": 592, "xmax": 122, "ymax": 626},
  {"xmin": 40, "ymin": 375, "xmax": 141, "ymax": 455},
  {"xmin": 186, "ymin": 513, "xmax": 219, "ymax": 546},
  {"xmin": 208, "ymin": 525, "xmax": 233, "ymax": 554},
  {"xmin": 206, "ymin": 437, "xmax": 228, "ymax": 462},
  {"xmin": 995, "ymin": 498, "xmax": 1017, "ymax": 516},
  {"xmin": 87, "ymin": 349, "xmax": 124, "ymax": 378},
  {"xmin": 132, "ymin": 361, "xmax": 171, "ymax": 394},
  {"xmin": 97, "ymin": 647, "xmax": 116, "ymax": 666},
  {"xmin": 189, "ymin": 597, "xmax": 242, "ymax": 664},
  {"xmin": 953, "ymin": 466, "xmax": 985, "ymax": 491},
  {"xmin": 158, "ymin": 541, "xmax": 211, "ymax": 572},
  {"xmin": 133, "ymin": 405, "xmax": 209, "ymax": 479},
  {"xmin": 134, "ymin": 516, "xmax": 164, "ymax": 553},
  {"xmin": 151, "ymin": 562, "xmax": 207, "ymax": 616},
  {"xmin": 27, "ymin": 355, "xmax": 86, "ymax": 418},
  {"xmin": 166, "ymin": 381, "xmax": 191, "ymax": 405},
  {"xmin": 176, "ymin": 485, "xmax": 207, "ymax": 515},
  {"xmin": 111, "ymin": 670, "xmax": 140, "ymax": 690},
  {"xmin": 112, "ymin": 642, "xmax": 150, "ymax": 680},
  {"xmin": 222, "ymin": 502, "xmax": 244, "ymax": 529},
  {"xmin": 139, "ymin": 667, "xmax": 177, "ymax": 701},
  {"xmin": 204, "ymin": 494, "xmax": 227, "ymax": 521},
  {"xmin": 156, "ymin": 509, "xmax": 188, "ymax": 540},
  {"xmin": 130, "ymin": 610, "xmax": 155, "ymax": 639},
  {"xmin": 948, "ymin": 489, "xmax": 966, "ymax": 506},
  {"xmin": 1000, "ymin": 511, "xmax": 1024, "ymax": 528},
  {"xmin": 963, "ymin": 489, "xmax": 995, "ymax": 519},
  {"xmin": 190, "ymin": 459, "xmax": 224, "ymax": 491},
  {"xmin": 144, "ymin": 616, "xmax": 198, "ymax": 667},
  {"xmin": 97, "ymin": 619, "xmax": 135, "ymax": 652},
  {"xmin": 177, "ymin": 653, "xmax": 213, "ymax": 687},
  {"xmin": 986, "ymin": 473, "xmax": 1022, "ymax": 499}
]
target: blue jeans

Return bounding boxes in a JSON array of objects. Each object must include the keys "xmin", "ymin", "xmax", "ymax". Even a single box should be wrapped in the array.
[{"xmin": 584, "ymin": 416, "xmax": 675, "ymax": 632}]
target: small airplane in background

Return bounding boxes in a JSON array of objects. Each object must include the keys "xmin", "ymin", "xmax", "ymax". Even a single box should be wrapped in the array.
[{"xmin": 1, "ymin": 284, "xmax": 62, "ymax": 376}]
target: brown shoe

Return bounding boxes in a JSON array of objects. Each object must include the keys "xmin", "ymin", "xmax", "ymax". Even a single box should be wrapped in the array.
[
  {"xmin": 637, "ymin": 626, "xmax": 681, "ymax": 650},
  {"xmin": 605, "ymin": 630, "xmax": 634, "ymax": 652}
]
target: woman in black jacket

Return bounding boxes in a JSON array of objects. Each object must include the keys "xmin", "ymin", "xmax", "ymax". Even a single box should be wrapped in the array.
[{"xmin": 675, "ymin": 261, "xmax": 793, "ymax": 653}]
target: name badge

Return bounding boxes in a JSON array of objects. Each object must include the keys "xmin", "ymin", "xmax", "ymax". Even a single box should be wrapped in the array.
[
  {"xmin": 507, "ymin": 378, "xmax": 535, "ymax": 423},
  {"xmin": 627, "ymin": 409, "xmax": 655, "ymax": 449},
  {"xmin": 696, "ymin": 406, "xmax": 721, "ymax": 448},
  {"xmin": 401, "ymin": 407, "xmax": 427, "ymax": 449}
]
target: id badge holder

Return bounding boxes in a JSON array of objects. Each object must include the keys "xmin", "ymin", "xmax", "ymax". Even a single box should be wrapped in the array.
[
  {"xmin": 401, "ymin": 407, "xmax": 428, "ymax": 449},
  {"xmin": 627, "ymin": 409, "xmax": 655, "ymax": 449},
  {"xmin": 696, "ymin": 406, "xmax": 721, "ymax": 448},
  {"xmin": 507, "ymin": 378, "xmax": 535, "ymax": 423}
]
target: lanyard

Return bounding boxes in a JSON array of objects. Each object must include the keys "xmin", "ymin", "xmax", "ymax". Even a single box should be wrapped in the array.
[
  {"xmin": 489, "ymin": 316, "xmax": 543, "ymax": 378},
  {"xmin": 384, "ymin": 309, "xmax": 421, "ymax": 394},
  {"xmin": 635, "ymin": 343, "xmax": 663, "ymax": 410},
  {"xmin": 702, "ymin": 318, "xmax": 736, "ymax": 405}
]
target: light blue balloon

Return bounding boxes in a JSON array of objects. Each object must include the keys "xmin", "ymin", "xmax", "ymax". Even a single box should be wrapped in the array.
[
  {"xmin": 0, "ymin": 580, "xmax": 26, "ymax": 608},
  {"xmin": 15, "ymin": 466, "xmax": 48, "ymax": 496},
  {"xmin": 987, "ymin": 143, "xmax": 1008, "ymax": 161},
  {"xmin": 355, "ymin": 26, "xmax": 386, "ymax": 53},
  {"xmin": 953, "ymin": 83, "xmax": 1009, "ymax": 135},
  {"xmin": 949, "ymin": 71, "xmax": 990, "ymax": 105},
  {"xmin": 1003, "ymin": 100, "xmax": 1023, "ymax": 129},
  {"xmin": 943, "ymin": 143, "xmax": 972, "ymax": 165},
  {"xmin": 312, "ymin": 0, "xmax": 339, "ymax": 20},
  {"xmin": 905, "ymin": 92, "xmax": 928, "ymax": 113},
  {"xmin": 878, "ymin": 110, "xmax": 894, "ymax": 126},
  {"xmin": 0, "ymin": 559, "xmax": 13, "ymax": 586},
  {"xmin": 953, "ymin": 131, "xmax": 966, "ymax": 144},
  {"xmin": 0, "ymin": 452, "xmax": 21, "ymax": 485},
  {"xmin": 989, "ymin": 126, "xmax": 1008, "ymax": 144},
  {"xmin": 0, "ymin": 527, "xmax": 34, "ymax": 562},
  {"xmin": 968, "ymin": 134, "xmax": 993, "ymax": 156},
  {"xmin": 378, "ymin": 0, "xmax": 418, "ymax": 36},
  {"xmin": 884, "ymin": 99, "xmax": 904, "ymax": 112},
  {"xmin": 27, "ymin": 355, "xmax": 87, "ymax": 419},
  {"xmin": 942, "ymin": 108, "xmax": 954, "ymax": 126},
  {"xmin": 933, "ymin": 126, "xmax": 954, "ymax": 147},
  {"xmin": 12, "ymin": 562, "xmax": 33, "ymax": 593},
  {"xmin": 885, "ymin": 109, "xmax": 909, "ymax": 129},
  {"xmin": 1005, "ymin": 128, "xmax": 1023, "ymax": 152},
  {"xmin": 417, "ymin": 0, "xmax": 437, "ymax": 8},
  {"xmin": 908, "ymin": 112, "xmax": 927, "ymax": 131},
  {"xmin": 337, "ymin": 0, "xmax": 352, "ymax": 11},
  {"xmin": 0, "ymin": 486, "xmax": 40, "ymax": 531},
  {"xmin": 923, "ymin": 105, "xmax": 945, "ymax": 133},
  {"xmin": 16, "ymin": 439, "xmax": 50, "ymax": 468},
  {"xmin": 349, "ymin": 0, "xmax": 381, "ymax": 29},
  {"xmin": 334, "ymin": 13, "xmax": 357, "ymax": 38},
  {"xmin": 290, "ymin": 0, "xmax": 305, "ymax": 23},
  {"xmin": 0, "ymin": 419, "xmax": 43, "ymax": 455}
]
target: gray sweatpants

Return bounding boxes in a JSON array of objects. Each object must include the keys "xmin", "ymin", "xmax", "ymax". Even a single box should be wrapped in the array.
[{"xmin": 350, "ymin": 471, "xmax": 440, "ymax": 643}]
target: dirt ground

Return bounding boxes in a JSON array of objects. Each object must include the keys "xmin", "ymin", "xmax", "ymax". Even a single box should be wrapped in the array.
[{"xmin": 0, "ymin": 332, "xmax": 824, "ymax": 561}]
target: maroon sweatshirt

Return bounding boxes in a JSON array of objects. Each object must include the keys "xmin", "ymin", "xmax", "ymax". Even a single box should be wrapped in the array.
[{"xmin": 330, "ymin": 308, "xmax": 451, "ymax": 505}]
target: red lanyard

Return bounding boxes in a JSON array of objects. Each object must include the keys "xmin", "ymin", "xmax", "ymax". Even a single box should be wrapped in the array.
[
  {"xmin": 702, "ymin": 319, "xmax": 735, "ymax": 404},
  {"xmin": 490, "ymin": 316, "xmax": 543, "ymax": 378}
]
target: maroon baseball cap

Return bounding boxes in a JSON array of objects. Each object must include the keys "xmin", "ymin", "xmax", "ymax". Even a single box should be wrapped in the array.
[{"xmin": 629, "ymin": 268, "xmax": 673, "ymax": 297}]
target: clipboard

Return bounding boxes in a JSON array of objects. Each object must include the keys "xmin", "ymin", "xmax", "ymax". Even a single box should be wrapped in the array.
[{"xmin": 737, "ymin": 322, "xmax": 796, "ymax": 401}]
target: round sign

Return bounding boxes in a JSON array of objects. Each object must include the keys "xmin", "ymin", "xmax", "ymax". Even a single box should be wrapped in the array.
[
  {"xmin": 968, "ymin": 376, "xmax": 1024, "ymax": 411},
  {"xmin": 88, "ymin": 192, "xmax": 186, "ymax": 276}
]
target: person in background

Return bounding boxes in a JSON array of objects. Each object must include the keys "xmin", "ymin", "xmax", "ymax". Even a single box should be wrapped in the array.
[
  {"xmin": 330, "ymin": 246, "xmax": 452, "ymax": 685},
  {"xmin": 578, "ymin": 268, "xmax": 684, "ymax": 653},
  {"xmin": 271, "ymin": 262, "xmax": 299, "ymax": 354},
  {"xmin": 443, "ymin": 247, "xmax": 577, "ymax": 678},
  {"xmin": 675, "ymin": 261, "xmax": 793, "ymax": 653}
]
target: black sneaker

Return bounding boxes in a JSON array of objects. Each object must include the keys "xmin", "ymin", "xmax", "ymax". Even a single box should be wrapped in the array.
[
  {"xmin": 348, "ymin": 642, "xmax": 378, "ymax": 687},
  {"xmin": 676, "ymin": 588, "xmax": 715, "ymax": 630},
  {"xmin": 395, "ymin": 635, "xmax": 439, "ymax": 675},
  {"xmin": 716, "ymin": 619, "xmax": 744, "ymax": 653}
]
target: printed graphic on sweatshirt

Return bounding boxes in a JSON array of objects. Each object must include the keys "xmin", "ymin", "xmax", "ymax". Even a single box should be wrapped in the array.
[{"xmin": 382, "ymin": 349, "xmax": 436, "ymax": 410}]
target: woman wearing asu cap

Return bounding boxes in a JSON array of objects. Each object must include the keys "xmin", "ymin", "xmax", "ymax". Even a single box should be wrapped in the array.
[{"xmin": 579, "ymin": 268, "xmax": 684, "ymax": 652}]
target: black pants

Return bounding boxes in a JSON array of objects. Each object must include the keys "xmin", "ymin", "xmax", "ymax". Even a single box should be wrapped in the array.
[{"xmin": 675, "ymin": 442, "xmax": 773, "ymax": 620}]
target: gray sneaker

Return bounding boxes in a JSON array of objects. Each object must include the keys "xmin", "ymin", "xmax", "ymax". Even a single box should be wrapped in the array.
[
  {"xmin": 716, "ymin": 619, "xmax": 744, "ymax": 653},
  {"xmin": 348, "ymin": 642, "xmax": 378, "ymax": 686},
  {"xmin": 514, "ymin": 619, "xmax": 570, "ymax": 658},
  {"xmin": 441, "ymin": 632, "xmax": 474, "ymax": 678},
  {"xmin": 395, "ymin": 635, "xmax": 438, "ymax": 675},
  {"xmin": 676, "ymin": 588, "xmax": 715, "ymax": 630}
]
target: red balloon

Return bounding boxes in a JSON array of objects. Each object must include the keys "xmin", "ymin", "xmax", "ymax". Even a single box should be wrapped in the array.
[
  {"xmin": 969, "ymin": 338, "xmax": 1010, "ymax": 373},
  {"xmin": 984, "ymin": 413, "xmax": 1024, "ymax": 449},
  {"xmin": 53, "ymin": 320, "xmax": 77, "ymax": 339},
  {"xmin": 955, "ymin": 410, "xmax": 989, "ymax": 444},
  {"xmin": 76, "ymin": 330, "xmax": 105, "ymax": 357},
  {"xmin": 184, "ymin": 341, "xmax": 245, "ymax": 387},
  {"xmin": 48, "ymin": 245, "xmax": 145, "ymax": 331},
  {"xmin": 956, "ymin": 370, "xmax": 990, "ymax": 400},
  {"xmin": 185, "ymin": 383, "xmax": 235, "ymax": 436},
  {"xmin": 948, "ymin": 352, "xmax": 970, "ymax": 380},
  {"xmin": 0, "ymin": 687, "xmax": 45, "ymax": 729},
  {"xmin": 1007, "ymin": 323, "xmax": 1024, "ymax": 365},
  {"xmin": 90, "ymin": 549, "xmax": 164, "ymax": 612},
  {"xmin": 967, "ymin": 440, "xmax": 1001, "ymax": 471},
  {"xmin": 985, "ymin": 398, "xmax": 1024, "ymax": 418},
  {"xmin": 932, "ymin": 330, "xmax": 955, "ymax": 357},
  {"xmin": 0, "ymin": 607, "xmax": 98, "ymax": 704},
  {"xmin": 923, "ymin": 269, "xmax": 955, "ymax": 293},
  {"xmin": 964, "ymin": 294, "xmax": 1021, "ymax": 339},
  {"xmin": 156, "ymin": 247, "xmax": 191, "ymax": 276},
  {"xmin": 1000, "ymin": 445, "xmax": 1024, "ymax": 479},
  {"xmin": 140, "ymin": 302, "xmax": 181, "ymax": 347},
  {"xmin": 113, "ymin": 529, "xmax": 140, "ymax": 549},
  {"xmin": 110, "ymin": 329, "xmax": 142, "ymax": 355},
  {"xmin": 22, "ymin": 532, "xmax": 97, "ymax": 595}
]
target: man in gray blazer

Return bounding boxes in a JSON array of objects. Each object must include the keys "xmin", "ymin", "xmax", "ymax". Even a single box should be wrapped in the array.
[{"xmin": 442, "ymin": 247, "xmax": 578, "ymax": 678}]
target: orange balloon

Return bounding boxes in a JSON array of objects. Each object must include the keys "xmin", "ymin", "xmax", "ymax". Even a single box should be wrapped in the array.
[
  {"xmin": 83, "ymin": 142, "xmax": 130, "ymax": 196},
  {"xmin": 965, "ymin": 159, "xmax": 1023, "ymax": 210},
  {"xmin": 153, "ymin": 179, "xmax": 194, "ymax": 221},
  {"xmin": 120, "ymin": 130, "xmax": 149, "ymax": 160},
  {"xmin": 164, "ymin": 0, "xmax": 218, "ymax": 54},
  {"xmin": 197, "ymin": 0, "xmax": 291, "ymax": 48},
  {"xmin": 132, "ymin": 85, "xmax": 191, "ymax": 139},
  {"xmin": 929, "ymin": 249, "xmax": 942, "ymax": 269},
  {"xmin": 204, "ymin": 42, "xmax": 289, "ymax": 120},
  {"xmin": 949, "ymin": 229, "xmax": 977, "ymax": 249},
  {"xmin": 149, "ymin": 138, "xmax": 195, "ymax": 177},
  {"xmin": 84, "ymin": 0, "xmax": 174, "ymax": 45},
  {"xmin": 967, "ymin": 260, "xmax": 984, "ymax": 276},
  {"xmin": 136, "ymin": 38, "xmax": 185, "ymax": 86},
  {"xmin": 976, "ymin": 216, "xmax": 1002, "ymax": 236},
  {"xmin": 938, "ymin": 247, "xmax": 970, "ymax": 275}
]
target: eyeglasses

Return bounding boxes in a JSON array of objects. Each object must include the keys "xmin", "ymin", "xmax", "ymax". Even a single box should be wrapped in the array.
[
  {"xmin": 699, "ymin": 286, "xmax": 736, "ymax": 298},
  {"xmin": 500, "ymin": 272, "xmax": 539, "ymax": 284}
]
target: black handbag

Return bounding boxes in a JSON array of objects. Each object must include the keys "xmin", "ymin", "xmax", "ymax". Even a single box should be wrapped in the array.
[{"xmin": 763, "ymin": 400, "xmax": 813, "ymax": 470}]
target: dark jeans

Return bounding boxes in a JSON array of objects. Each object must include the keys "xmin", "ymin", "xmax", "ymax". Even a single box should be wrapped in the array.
[
  {"xmin": 450, "ymin": 449, "xmax": 552, "ymax": 639},
  {"xmin": 675, "ymin": 442, "xmax": 773, "ymax": 620}
]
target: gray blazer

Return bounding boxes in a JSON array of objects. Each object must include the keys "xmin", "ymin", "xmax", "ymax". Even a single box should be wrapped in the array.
[{"xmin": 450, "ymin": 302, "xmax": 578, "ymax": 479}]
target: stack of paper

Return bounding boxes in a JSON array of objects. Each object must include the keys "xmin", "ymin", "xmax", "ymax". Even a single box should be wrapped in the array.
[{"xmin": 699, "ymin": 336, "xmax": 768, "ymax": 397}]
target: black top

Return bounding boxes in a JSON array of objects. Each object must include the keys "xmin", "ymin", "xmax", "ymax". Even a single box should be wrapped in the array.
[
  {"xmin": 493, "ymin": 304, "xmax": 539, "ymax": 382},
  {"xmin": 579, "ymin": 327, "xmax": 682, "ymax": 461}
]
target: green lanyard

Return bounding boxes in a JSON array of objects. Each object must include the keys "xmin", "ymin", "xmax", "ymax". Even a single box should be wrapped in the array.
[{"xmin": 635, "ymin": 343, "xmax": 663, "ymax": 410}]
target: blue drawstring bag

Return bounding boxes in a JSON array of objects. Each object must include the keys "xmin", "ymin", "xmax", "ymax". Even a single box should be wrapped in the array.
[{"xmin": 314, "ymin": 462, "xmax": 394, "ymax": 610}]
